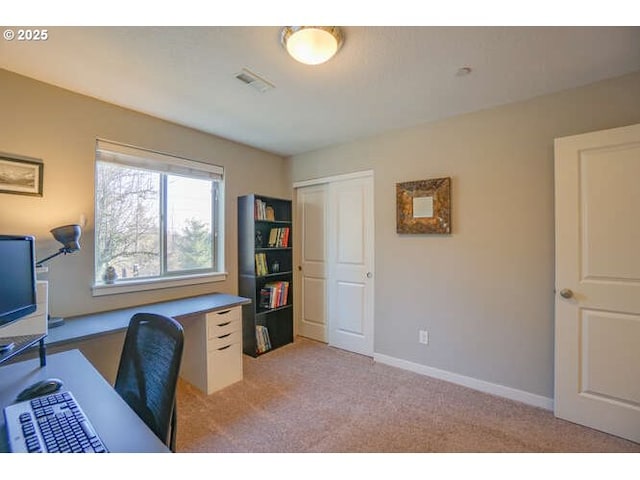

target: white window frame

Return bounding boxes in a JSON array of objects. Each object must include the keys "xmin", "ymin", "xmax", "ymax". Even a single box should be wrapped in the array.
[{"xmin": 92, "ymin": 139, "xmax": 227, "ymax": 296}]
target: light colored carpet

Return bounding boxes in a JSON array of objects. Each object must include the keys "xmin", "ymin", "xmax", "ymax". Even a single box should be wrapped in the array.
[{"xmin": 175, "ymin": 336, "xmax": 639, "ymax": 453}]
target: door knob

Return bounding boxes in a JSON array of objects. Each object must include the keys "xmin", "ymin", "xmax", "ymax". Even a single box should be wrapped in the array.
[
  {"xmin": 366, "ymin": 272, "xmax": 373, "ymax": 279},
  {"xmin": 559, "ymin": 288, "xmax": 573, "ymax": 299},
  {"xmin": 297, "ymin": 265, "xmax": 302, "ymax": 271}
]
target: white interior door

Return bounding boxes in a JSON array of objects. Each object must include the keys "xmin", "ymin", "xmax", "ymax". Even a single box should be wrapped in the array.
[
  {"xmin": 328, "ymin": 175, "xmax": 374, "ymax": 356},
  {"xmin": 296, "ymin": 184, "xmax": 328, "ymax": 342},
  {"xmin": 554, "ymin": 123, "xmax": 640, "ymax": 443}
]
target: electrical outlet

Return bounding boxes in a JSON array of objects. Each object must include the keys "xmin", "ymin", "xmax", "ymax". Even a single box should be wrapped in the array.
[{"xmin": 419, "ymin": 329, "xmax": 429, "ymax": 345}]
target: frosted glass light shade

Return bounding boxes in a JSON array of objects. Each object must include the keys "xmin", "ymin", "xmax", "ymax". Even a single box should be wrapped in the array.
[{"xmin": 281, "ymin": 27, "xmax": 343, "ymax": 65}]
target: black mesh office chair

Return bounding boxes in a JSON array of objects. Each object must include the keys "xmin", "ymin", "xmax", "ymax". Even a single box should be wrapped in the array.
[{"xmin": 114, "ymin": 312, "xmax": 184, "ymax": 452}]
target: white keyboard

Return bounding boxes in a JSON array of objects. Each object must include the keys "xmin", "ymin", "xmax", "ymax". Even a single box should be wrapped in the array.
[{"xmin": 4, "ymin": 390, "xmax": 108, "ymax": 453}]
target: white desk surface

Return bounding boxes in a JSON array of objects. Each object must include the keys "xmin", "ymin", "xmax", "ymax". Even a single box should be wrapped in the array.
[
  {"xmin": 0, "ymin": 349, "xmax": 170, "ymax": 453},
  {"xmin": 46, "ymin": 293, "xmax": 251, "ymax": 347}
]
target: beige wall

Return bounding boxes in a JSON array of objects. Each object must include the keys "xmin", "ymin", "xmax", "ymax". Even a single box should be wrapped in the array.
[
  {"xmin": 288, "ymin": 71, "xmax": 640, "ymax": 399},
  {"xmin": 4, "ymin": 66, "xmax": 640, "ymax": 401},
  {"xmin": 0, "ymin": 69, "xmax": 289, "ymax": 318}
]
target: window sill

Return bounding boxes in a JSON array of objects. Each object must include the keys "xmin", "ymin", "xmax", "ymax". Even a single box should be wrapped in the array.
[{"xmin": 92, "ymin": 272, "xmax": 228, "ymax": 297}]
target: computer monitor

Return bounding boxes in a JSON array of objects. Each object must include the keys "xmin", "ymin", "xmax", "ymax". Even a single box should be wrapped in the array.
[{"xmin": 0, "ymin": 235, "xmax": 37, "ymax": 328}]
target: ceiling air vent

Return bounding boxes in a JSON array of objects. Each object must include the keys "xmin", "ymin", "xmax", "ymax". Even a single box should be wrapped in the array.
[{"xmin": 234, "ymin": 68, "xmax": 275, "ymax": 93}]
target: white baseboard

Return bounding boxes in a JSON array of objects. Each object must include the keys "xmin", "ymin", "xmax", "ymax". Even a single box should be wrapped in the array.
[{"xmin": 373, "ymin": 352, "xmax": 554, "ymax": 411}]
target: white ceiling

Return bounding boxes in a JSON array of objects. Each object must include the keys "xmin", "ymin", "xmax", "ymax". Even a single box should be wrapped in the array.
[{"xmin": 2, "ymin": 26, "xmax": 640, "ymax": 156}]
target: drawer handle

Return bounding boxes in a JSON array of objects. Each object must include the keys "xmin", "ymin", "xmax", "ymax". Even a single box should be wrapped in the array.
[
  {"xmin": 218, "ymin": 344, "xmax": 231, "ymax": 351},
  {"xmin": 217, "ymin": 333, "xmax": 231, "ymax": 339},
  {"xmin": 217, "ymin": 321, "xmax": 231, "ymax": 327},
  {"xmin": 216, "ymin": 310, "xmax": 231, "ymax": 315}
]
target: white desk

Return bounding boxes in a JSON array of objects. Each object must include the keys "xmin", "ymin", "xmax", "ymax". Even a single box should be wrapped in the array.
[{"xmin": 45, "ymin": 293, "xmax": 251, "ymax": 395}]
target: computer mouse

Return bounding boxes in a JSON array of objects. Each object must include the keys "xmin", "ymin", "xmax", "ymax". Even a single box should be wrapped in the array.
[{"xmin": 16, "ymin": 378, "xmax": 64, "ymax": 402}]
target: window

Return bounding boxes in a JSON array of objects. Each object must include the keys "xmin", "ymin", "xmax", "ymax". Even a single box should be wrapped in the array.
[{"xmin": 94, "ymin": 140, "xmax": 224, "ymax": 293}]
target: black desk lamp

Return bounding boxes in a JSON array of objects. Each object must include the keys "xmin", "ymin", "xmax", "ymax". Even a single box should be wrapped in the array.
[
  {"xmin": 36, "ymin": 224, "xmax": 82, "ymax": 268},
  {"xmin": 36, "ymin": 224, "xmax": 82, "ymax": 328}
]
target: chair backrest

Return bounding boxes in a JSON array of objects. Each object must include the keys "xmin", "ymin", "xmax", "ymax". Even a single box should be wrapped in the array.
[{"xmin": 114, "ymin": 312, "xmax": 184, "ymax": 450}]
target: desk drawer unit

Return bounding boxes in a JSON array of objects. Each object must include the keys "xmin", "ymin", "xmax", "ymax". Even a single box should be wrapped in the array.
[
  {"xmin": 207, "ymin": 341, "xmax": 242, "ymax": 393},
  {"xmin": 206, "ymin": 308, "xmax": 242, "ymax": 393},
  {"xmin": 180, "ymin": 306, "xmax": 243, "ymax": 395},
  {"xmin": 207, "ymin": 308, "xmax": 240, "ymax": 340},
  {"xmin": 208, "ymin": 330, "xmax": 241, "ymax": 350}
]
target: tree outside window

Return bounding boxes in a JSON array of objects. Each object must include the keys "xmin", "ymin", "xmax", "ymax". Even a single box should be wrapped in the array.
[{"xmin": 94, "ymin": 143, "xmax": 221, "ymax": 285}]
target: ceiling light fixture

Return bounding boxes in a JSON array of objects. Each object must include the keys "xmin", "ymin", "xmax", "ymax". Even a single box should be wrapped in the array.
[{"xmin": 280, "ymin": 26, "xmax": 344, "ymax": 65}]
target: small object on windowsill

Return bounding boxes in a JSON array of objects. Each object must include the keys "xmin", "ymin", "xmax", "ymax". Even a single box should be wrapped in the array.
[
  {"xmin": 48, "ymin": 316, "xmax": 65, "ymax": 329},
  {"xmin": 103, "ymin": 265, "xmax": 117, "ymax": 284}
]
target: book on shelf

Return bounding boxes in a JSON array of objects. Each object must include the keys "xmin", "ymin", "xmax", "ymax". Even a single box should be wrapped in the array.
[
  {"xmin": 265, "ymin": 206, "xmax": 275, "ymax": 221},
  {"xmin": 260, "ymin": 281, "xmax": 290, "ymax": 309},
  {"xmin": 259, "ymin": 288, "xmax": 271, "ymax": 309},
  {"xmin": 255, "ymin": 252, "xmax": 268, "ymax": 276},
  {"xmin": 268, "ymin": 228, "xmax": 278, "ymax": 247},
  {"xmin": 255, "ymin": 199, "xmax": 277, "ymax": 222},
  {"xmin": 281, "ymin": 281, "xmax": 290, "ymax": 307},
  {"xmin": 256, "ymin": 325, "xmax": 271, "ymax": 354},
  {"xmin": 254, "ymin": 198, "xmax": 267, "ymax": 220},
  {"xmin": 267, "ymin": 227, "xmax": 290, "ymax": 247}
]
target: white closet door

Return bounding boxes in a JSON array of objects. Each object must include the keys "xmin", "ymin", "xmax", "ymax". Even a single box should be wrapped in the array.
[
  {"xmin": 296, "ymin": 184, "xmax": 328, "ymax": 342},
  {"xmin": 328, "ymin": 174, "xmax": 374, "ymax": 356}
]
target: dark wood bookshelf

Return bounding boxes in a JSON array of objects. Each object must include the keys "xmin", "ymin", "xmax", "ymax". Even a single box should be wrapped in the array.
[{"xmin": 238, "ymin": 194, "xmax": 293, "ymax": 357}]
